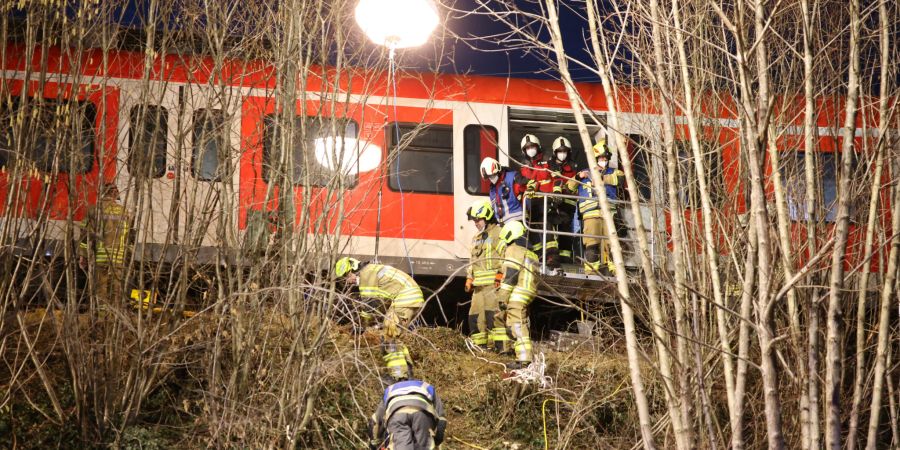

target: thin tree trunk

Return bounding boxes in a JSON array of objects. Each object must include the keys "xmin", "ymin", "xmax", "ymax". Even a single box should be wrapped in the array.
[
  {"xmin": 671, "ymin": 1, "xmax": 737, "ymax": 444},
  {"xmin": 865, "ymin": 140, "xmax": 900, "ymax": 450},
  {"xmin": 584, "ymin": 1, "xmax": 689, "ymax": 447},
  {"xmin": 850, "ymin": 1, "xmax": 892, "ymax": 446},
  {"xmin": 825, "ymin": 0, "xmax": 861, "ymax": 447},
  {"xmin": 649, "ymin": 0, "xmax": 695, "ymax": 445},
  {"xmin": 543, "ymin": 1, "xmax": 657, "ymax": 448},
  {"xmin": 800, "ymin": 0, "xmax": 820, "ymax": 447}
]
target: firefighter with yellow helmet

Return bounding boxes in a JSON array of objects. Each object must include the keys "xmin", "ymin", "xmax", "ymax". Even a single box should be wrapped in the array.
[
  {"xmin": 567, "ymin": 140, "xmax": 623, "ymax": 276},
  {"xmin": 464, "ymin": 199, "xmax": 504, "ymax": 351},
  {"xmin": 78, "ymin": 183, "xmax": 131, "ymax": 301},
  {"xmin": 335, "ymin": 257, "xmax": 424, "ymax": 380},
  {"xmin": 495, "ymin": 220, "xmax": 538, "ymax": 368}
]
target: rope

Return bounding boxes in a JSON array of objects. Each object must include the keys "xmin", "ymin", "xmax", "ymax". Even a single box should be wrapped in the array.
[{"xmin": 504, "ymin": 352, "xmax": 552, "ymax": 388}]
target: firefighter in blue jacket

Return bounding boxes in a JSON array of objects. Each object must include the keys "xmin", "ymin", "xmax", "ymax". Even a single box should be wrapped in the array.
[
  {"xmin": 567, "ymin": 141, "xmax": 623, "ymax": 275},
  {"xmin": 480, "ymin": 157, "xmax": 526, "ymax": 224},
  {"xmin": 369, "ymin": 379, "xmax": 447, "ymax": 450}
]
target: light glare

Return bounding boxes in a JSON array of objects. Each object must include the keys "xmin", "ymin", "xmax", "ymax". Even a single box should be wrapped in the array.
[
  {"xmin": 314, "ymin": 137, "xmax": 382, "ymax": 175},
  {"xmin": 355, "ymin": 0, "xmax": 439, "ymax": 49}
]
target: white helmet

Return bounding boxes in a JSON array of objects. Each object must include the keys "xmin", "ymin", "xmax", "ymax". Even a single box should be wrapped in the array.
[
  {"xmin": 520, "ymin": 134, "xmax": 541, "ymax": 152},
  {"xmin": 480, "ymin": 157, "xmax": 501, "ymax": 178},
  {"xmin": 552, "ymin": 137, "xmax": 571, "ymax": 152}
]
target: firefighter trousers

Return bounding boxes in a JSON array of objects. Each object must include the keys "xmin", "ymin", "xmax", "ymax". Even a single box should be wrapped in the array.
[
  {"xmin": 384, "ymin": 406, "xmax": 437, "ymax": 450},
  {"xmin": 504, "ymin": 302, "xmax": 533, "ymax": 364},
  {"xmin": 468, "ymin": 286, "xmax": 502, "ymax": 348},
  {"xmin": 95, "ymin": 264, "xmax": 125, "ymax": 303},
  {"xmin": 382, "ymin": 306, "xmax": 419, "ymax": 380}
]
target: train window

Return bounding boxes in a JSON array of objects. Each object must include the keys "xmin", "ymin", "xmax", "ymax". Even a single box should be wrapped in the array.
[
  {"xmin": 262, "ymin": 115, "xmax": 359, "ymax": 187},
  {"xmin": 129, "ymin": 105, "xmax": 168, "ymax": 179},
  {"xmin": 625, "ymin": 135, "xmax": 652, "ymax": 201},
  {"xmin": 388, "ymin": 123, "xmax": 453, "ymax": 195},
  {"xmin": 0, "ymin": 97, "xmax": 95, "ymax": 173},
  {"xmin": 192, "ymin": 109, "xmax": 228, "ymax": 181},
  {"xmin": 675, "ymin": 140, "xmax": 724, "ymax": 208},
  {"xmin": 463, "ymin": 125, "xmax": 498, "ymax": 195},
  {"xmin": 782, "ymin": 152, "xmax": 839, "ymax": 222}
]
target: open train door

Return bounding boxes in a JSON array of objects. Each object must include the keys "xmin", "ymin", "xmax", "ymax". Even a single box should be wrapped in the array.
[
  {"xmin": 177, "ymin": 84, "xmax": 242, "ymax": 262},
  {"xmin": 117, "ymin": 79, "xmax": 180, "ymax": 262},
  {"xmin": 452, "ymin": 103, "xmax": 505, "ymax": 260}
]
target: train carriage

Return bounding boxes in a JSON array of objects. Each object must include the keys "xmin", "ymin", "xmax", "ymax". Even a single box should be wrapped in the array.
[{"xmin": 0, "ymin": 43, "xmax": 888, "ymax": 286}]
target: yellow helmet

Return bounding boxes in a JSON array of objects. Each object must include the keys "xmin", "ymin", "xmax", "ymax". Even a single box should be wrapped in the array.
[
  {"xmin": 499, "ymin": 220, "xmax": 527, "ymax": 245},
  {"xmin": 592, "ymin": 140, "xmax": 611, "ymax": 159},
  {"xmin": 334, "ymin": 257, "xmax": 360, "ymax": 277},
  {"xmin": 466, "ymin": 199, "xmax": 495, "ymax": 222}
]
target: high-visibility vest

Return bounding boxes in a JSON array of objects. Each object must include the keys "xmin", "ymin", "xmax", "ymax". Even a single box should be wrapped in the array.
[
  {"xmin": 467, "ymin": 223, "xmax": 502, "ymax": 287},
  {"xmin": 358, "ymin": 263, "xmax": 424, "ymax": 308},
  {"xmin": 79, "ymin": 199, "xmax": 130, "ymax": 265}
]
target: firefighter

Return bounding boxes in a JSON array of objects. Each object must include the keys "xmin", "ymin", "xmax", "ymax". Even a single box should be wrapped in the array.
[
  {"xmin": 78, "ymin": 183, "xmax": 131, "ymax": 302},
  {"xmin": 369, "ymin": 379, "xmax": 447, "ymax": 450},
  {"xmin": 335, "ymin": 257, "xmax": 424, "ymax": 380},
  {"xmin": 495, "ymin": 220, "xmax": 538, "ymax": 369},
  {"xmin": 464, "ymin": 199, "xmax": 504, "ymax": 351},
  {"xmin": 480, "ymin": 157, "xmax": 525, "ymax": 224},
  {"xmin": 548, "ymin": 137, "xmax": 579, "ymax": 265},
  {"xmin": 516, "ymin": 134, "xmax": 557, "ymax": 267},
  {"xmin": 567, "ymin": 140, "xmax": 623, "ymax": 276}
]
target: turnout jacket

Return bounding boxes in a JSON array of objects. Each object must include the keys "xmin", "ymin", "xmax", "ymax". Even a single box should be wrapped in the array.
[
  {"xmin": 78, "ymin": 198, "xmax": 131, "ymax": 265},
  {"xmin": 467, "ymin": 223, "xmax": 503, "ymax": 287},
  {"xmin": 567, "ymin": 167, "xmax": 623, "ymax": 219},
  {"xmin": 498, "ymin": 244, "xmax": 539, "ymax": 306},
  {"xmin": 370, "ymin": 380, "xmax": 447, "ymax": 447},
  {"xmin": 358, "ymin": 263, "xmax": 425, "ymax": 309},
  {"xmin": 489, "ymin": 169, "xmax": 525, "ymax": 223}
]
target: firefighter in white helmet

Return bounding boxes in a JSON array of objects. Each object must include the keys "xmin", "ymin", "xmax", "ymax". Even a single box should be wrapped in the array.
[
  {"xmin": 480, "ymin": 157, "xmax": 526, "ymax": 224},
  {"xmin": 547, "ymin": 136, "xmax": 579, "ymax": 266},
  {"xmin": 516, "ymin": 134, "xmax": 559, "ymax": 268}
]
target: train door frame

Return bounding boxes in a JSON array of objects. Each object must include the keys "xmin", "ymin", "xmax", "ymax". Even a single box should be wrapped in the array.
[
  {"xmin": 117, "ymin": 78, "xmax": 180, "ymax": 260},
  {"xmin": 179, "ymin": 84, "xmax": 242, "ymax": 255},
  {"xmin": 452, "ymin": 102, "xmax": 505, "ymax": 260}
]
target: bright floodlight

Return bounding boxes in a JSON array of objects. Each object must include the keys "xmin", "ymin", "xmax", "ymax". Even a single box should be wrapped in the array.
[{"xmin": 354, "ymin": 0, "xmax": 439, "ymax": 49}]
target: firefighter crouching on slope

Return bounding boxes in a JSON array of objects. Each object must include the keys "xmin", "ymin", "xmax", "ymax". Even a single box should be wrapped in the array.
[
  {"xmin": 548, "ymin": 137, "xmax": 579, "ymax": 265},
  {"xmin": 78, "ymin": 183, "xmax": 131, "ymax": 302},
  {"xmin": 517, "ymin": 134, "xmax": 560, "ymax": 269},
  {"xmin": 369, "ymin": 379, "xmax": 447, "ymax": 450},
  {"xmin": 495, "ymin": 221, "xmax": 538, "ymax": 369},
  {"xmin": 480, "ymin": 156, "xmax": 526, "ymax": 224},
  {"xmin": 567, "ymin": 141, "xmax": 623, "ymax": 276},
  {"xmin": 464, "ymin": 199, "xmax": 505, "ymax": 351},
  {"xmin": 335, "ymin": 257, "xmax": 423, "ymax": 380}
]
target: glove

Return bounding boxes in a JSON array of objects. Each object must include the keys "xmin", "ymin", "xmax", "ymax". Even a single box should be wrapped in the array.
[
  {"xmin": 464, "ymin": 277, "xmax": 474, "ymax": 293},
  {"xmin": 494, "ymin": 272, "xmax": 503, "ymax": 289},
  {"xmin": 498, "ymin": 301, "xmax": 507, "ymax": 311},
  {"xmin": 525, "ymin": 179, "xmax": 537, "ymax": 192}
]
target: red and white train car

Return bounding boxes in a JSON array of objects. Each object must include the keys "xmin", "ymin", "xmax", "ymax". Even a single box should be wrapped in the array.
[{"xmin": 0, "ymin": 44, "xmax": 885, "ymax": 278}]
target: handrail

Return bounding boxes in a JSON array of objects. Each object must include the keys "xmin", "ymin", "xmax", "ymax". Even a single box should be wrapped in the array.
[{"xmin": 521, "ymin": 190, "xmax": 659, "ymax": 275}]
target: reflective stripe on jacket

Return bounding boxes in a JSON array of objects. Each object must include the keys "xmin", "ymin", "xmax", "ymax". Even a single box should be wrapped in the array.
[
  {"xmin": 358, "ymin": 264, "xmax": 424, "ymax": 308},
  {"xmin": 499, "ymin": 244, "xmax": 538, "ymax": 306},
  {"xmin": 568, "ymin": 168, "xmax": 622, "ymax": 219},
  {"xmin": 79, "ymin": 199, "xmax": 130, "ymax": 265},
  {"xmin": 467, "ymin": 223, "xmax": 502, "ymax": 286}
]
